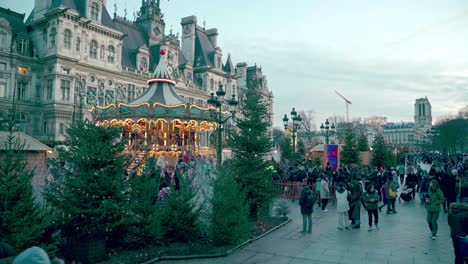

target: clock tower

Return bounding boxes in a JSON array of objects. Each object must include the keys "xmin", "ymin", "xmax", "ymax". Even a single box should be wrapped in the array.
[{"xmin": 136, "ymin": 0, "xmax": 165, "ymax": 46}]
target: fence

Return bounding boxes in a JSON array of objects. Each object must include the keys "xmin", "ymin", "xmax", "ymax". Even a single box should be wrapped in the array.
[{"xmin": 275, "ymin": 181, "xmax": 336, "ymax": 202}]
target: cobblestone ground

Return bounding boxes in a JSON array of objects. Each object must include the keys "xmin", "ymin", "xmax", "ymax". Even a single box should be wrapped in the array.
[{"xmin": 161, "ymin": 196, "xmax": 454, "ymax": 264}]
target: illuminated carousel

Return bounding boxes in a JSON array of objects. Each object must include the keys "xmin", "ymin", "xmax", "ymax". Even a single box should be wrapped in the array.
[{"xmin": 91, "ymin": 50, "xmax": 229, "ymax": 169}]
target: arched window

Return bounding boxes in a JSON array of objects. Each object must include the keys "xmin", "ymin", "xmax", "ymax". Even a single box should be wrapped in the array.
[
  {"xmin": 49, "ymin": 27, "xmax": 56, "ymax": 47},
  {"xmin": 76, "ymin": 37, "xmax": 81, "ymax": 52},
  {"xmin": 63, "ymin": 29, "xmax": 72, "ymax": 49},
  {"xmin": 107, "ymin": 45, "xmax": 115, "ymax": 63},
  {"xmin": 90, "ymin": 2, "xmax": 99, "ymax": 21},
  {"xmin": 89, "ymin": 40, "xmax": 97, "ymax": 58},
  {"xmin": 232, "ymin": 84, "xmax": 236, "ymax": 96},
  {"xmin": 210, "ymin": 79, "xmax": 214, "ymax": 91},
  {"xmin": 42, "ymin": 28, "xmax": 47, "ymax": 44}
]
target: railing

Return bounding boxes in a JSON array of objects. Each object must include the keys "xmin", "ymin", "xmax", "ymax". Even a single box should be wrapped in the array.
[{"xmin": 275, "ymin": 181, "xmax": 336, "ymax": 202}]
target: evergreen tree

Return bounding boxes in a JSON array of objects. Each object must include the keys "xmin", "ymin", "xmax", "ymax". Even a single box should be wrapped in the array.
[
  {"xmin": 0, "ymin": 106, "xmax": 45, "ymax": 250},
  {"xmin": 279, "ymin": 136, "xmax": 293, "ymax": 161},
  {"xmin": 229, "ymin": 78, "xmax": 275, "ymax": 219},
  {"xmin": 210, "ymin": 165, "xmax": 250, "ymax": 246},
  {"xmin": 161, "ymin": 177, "xmax": 200, "ymax": 242},
  {"xmin": 123, "ymin": 169, "xmax": 162, "ymax": 248},
  {"xmin": 340, "ymin": 127, "xmax": 360, "ymax": 166},
  {"xmin": 296, "ymin": 140, "xmax": 306, "ymax": 158},
  {"xmin": 357, "ymin": 134, "xmax": 370, "ymax": 151},
  {"xmin": 371, "ymin": 133, "xmax": 391, "ymax": 169},
  {"xmin": 44, "ymin": 121, "xmax": 129, "ymax": 240}
]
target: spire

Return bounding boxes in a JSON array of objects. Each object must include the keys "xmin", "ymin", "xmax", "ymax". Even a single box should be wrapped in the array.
[
  {"xmin": 223, "ymin": 53, "xmax": 234, "ymax": 75},
  {"xmin": 150, "ymin": 49, "xmax": 174, "ymax": 83}
]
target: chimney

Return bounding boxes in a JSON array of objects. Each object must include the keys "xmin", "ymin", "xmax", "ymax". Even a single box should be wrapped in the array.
[{"xmin": 206, "ymin": 28, "xmax": 218, "ymax": 48}]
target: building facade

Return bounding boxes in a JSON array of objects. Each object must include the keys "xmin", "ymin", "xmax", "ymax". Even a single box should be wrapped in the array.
[
  {"xmin": 0, "ymin": 0, "xmax": 273, "ymax": 141},
  {"xmin": 382, "ymin": 97, "xmax": 432, "ymax": 148}
]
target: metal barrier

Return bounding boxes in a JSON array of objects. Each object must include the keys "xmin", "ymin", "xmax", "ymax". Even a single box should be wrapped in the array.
[{"xmin": 275, "ymin": 181, "xmax": 336, "ymax": 203}]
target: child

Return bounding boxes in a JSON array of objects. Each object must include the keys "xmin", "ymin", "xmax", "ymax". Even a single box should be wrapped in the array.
[{"xmin": 364, "ymin": 184, "xmax": 380, "ymax": 231}]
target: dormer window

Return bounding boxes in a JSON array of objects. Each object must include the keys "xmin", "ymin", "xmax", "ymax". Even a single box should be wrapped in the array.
[
  {"xmin": 17, "ymin": 39, "xmax": 27, "ymax": 54},
  {"xmin": 90, "ymin": 2, "xmax": 99, "ymax": 21}
]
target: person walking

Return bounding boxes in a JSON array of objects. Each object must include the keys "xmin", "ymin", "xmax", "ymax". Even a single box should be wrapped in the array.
[
  {"xmin": 448, "ymin": 194, "xmax": 468, "ymax": 264},
  {"xmin": 316, "ymin": 174, "xmax": 322, "ymax": 208},
  {"xmin": 425, "ymin": 179, "xmax": 445, "ymax": 240},
  {"xmin": 336, "ymin": 182, "xmax": 350, "ymax": 230},
  {"xmin": 299, "ymin": 183, "xmax": 315, "ymax": 234},
  {"xmin": 398, "ymin": 164, "xmax": 406, "ymax": 185},
  {"xmin": 349, "ymin": 180, "xmax": 363, "ymax": 229},
  {"xmin": 363, "ymin": 184, "xmax": 380, "ymax": 231},
  {"xmin": 320, "ymin": 174, "xmax": 330, "ymax": 211},
  {"xmin": 384, "ymin": 176, "xmax": 397, "ymax": 214}
]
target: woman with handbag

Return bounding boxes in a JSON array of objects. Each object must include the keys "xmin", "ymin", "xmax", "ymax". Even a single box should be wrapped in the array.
[{"xmin": 385, "ymin": 176, "xmax": 397, "ymax": 214}]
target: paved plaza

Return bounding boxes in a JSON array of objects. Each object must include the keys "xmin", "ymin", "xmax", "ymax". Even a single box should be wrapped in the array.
[{"xmin": 161, "ymin": 196, "xmax": 454, "ymax": 264}]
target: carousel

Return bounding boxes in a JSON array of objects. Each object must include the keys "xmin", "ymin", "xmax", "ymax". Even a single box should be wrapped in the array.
[{"xmin": 91, "ymin": 50, "xmax": 228, "ymax": 170}]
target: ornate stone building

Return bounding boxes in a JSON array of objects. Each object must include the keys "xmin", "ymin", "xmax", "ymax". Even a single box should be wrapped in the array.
[{"xmin": 0, "ymin": 0, "xmax": 273, "ymax": 141}]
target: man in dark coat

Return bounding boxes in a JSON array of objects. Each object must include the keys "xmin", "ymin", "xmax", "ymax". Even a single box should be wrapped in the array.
[
  {"xmin": 299, "ymin": 184, "xmax": 315, "ymax": 234},
  {"xmin": 441, "ymin": 172, "xmax": 457, "ymax": 213},
  {"xmin": 448, "ymin": 197, "xmax": 468, "ymax": 264},
  {"xmin": 349, "ymin": 180, "xmax": 363, "ymax": 228}
]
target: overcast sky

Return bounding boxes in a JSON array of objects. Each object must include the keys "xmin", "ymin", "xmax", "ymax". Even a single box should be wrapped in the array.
[{"xmin": 2, "ymin": 0, "xmax": 467, "ymax": 128}]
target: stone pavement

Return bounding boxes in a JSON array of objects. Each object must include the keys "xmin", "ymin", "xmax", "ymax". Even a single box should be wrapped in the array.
[{"xmin": 161, "ymin": 196, "xmax": 454, "ymax": 264}]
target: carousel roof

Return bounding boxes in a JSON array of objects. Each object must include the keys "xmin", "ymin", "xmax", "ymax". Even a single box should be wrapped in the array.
[
  {"xmin": 131, "ymin": 50, "xmax": 187, "ymax": 105},
  {"xmin": 92, "ymin": 49, "xmax": 229, "ymax": 122}
]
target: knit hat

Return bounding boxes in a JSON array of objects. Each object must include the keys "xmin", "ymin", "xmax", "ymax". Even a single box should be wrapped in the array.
[{"xmin": 12, "ymin": 247, "xmax": 50, "ymax": 264}]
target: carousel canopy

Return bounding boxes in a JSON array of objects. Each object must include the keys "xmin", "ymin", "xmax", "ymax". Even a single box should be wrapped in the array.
[
  {"xmin": 92, "ymin": 49, "xmax": 228, "ymax": 122},
  {"xmin": 131, "ymin": 50, "xmax": 187, "ymax": 105}
]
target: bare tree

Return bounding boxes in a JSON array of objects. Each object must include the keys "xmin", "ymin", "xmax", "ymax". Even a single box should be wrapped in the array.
[
  {"xmin": 297, "ymin": 110, "xmax": 319, "ymax": 148},
  {"xmin": 458, "ymin": 104, "xmax": 468, "ymax": 119}
]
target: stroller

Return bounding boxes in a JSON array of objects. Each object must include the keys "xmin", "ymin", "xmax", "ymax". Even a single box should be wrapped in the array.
[{"xmin": 400, "ymin": 187, "xmax": 414, "ymax": 202}]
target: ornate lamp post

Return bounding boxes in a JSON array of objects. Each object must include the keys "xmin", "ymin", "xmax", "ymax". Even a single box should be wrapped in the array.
[
  {"xmin": 208, "ymin": 84, "xmax": 238, "ymax": 168},
  {"xmin": 320, "ymin": 119, "xmax": 335, "ymax": 144},
  {"xmin": 282, "ymin": 108, "xmax": 302, "ymax": 152}
]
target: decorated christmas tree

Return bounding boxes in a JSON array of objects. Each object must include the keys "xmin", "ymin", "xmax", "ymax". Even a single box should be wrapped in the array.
[{"xmin": 44, "ymin": 121, "xmax": 129, "ymax": 240}]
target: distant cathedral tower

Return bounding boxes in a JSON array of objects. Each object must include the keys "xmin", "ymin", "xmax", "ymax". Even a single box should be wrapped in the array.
[{"xmin": 414, "ymin": 97, "xmax": 432, "ymax": 128}]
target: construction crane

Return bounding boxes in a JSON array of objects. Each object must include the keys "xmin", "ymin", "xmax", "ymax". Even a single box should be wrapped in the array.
[{"xmin": 335, "ymin": 90, "xmax": 352, "ymax": 122}]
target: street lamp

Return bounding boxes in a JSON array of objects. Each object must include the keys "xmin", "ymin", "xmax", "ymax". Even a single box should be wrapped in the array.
[
  {"xmin": 283, "ymin": 107, "xmax": 302, "ymax": 152},
  {"xmin": 208, "ymin": 84, "xmax": 238, "ymax": 168},
  {"xmin": 320, "ymin": 119, "xmax": 335, "ymax": 145}
]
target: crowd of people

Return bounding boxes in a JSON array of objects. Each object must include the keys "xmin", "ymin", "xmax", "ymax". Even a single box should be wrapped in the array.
[{"xmin": 293, "ymin": 153, "xmax": 468, "ymax": 264}]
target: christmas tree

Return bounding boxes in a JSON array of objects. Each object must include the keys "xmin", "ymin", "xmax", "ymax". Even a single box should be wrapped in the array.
[
  {"xmin": 229, "ymin": 78, "xmax": 275, "ymax": 219},
  {"xmin": 340, "ymin": 126, "xmax": 360, "ymax": 166},
  {"xmin": 371, "ymin": 133, "xmax": 392, "ymax": 169},
  {"xmin": 0, "ymin": 105, "xmax": 44, "ymax": 250},
  {"xmin": 44, "ymin": 121, "xmax": 129, "ymax": 240}
]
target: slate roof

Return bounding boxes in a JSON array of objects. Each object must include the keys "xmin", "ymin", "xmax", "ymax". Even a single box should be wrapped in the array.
[
  {"xmin": 0, "ymin": 131, "xmax": 51, "ymax": 151},
  {"xmin": 113, "ymin": 18, "xmax": 148, "ymax": 69},
  {"xmin": 49, "ymin": 0, "xmax": 116, "ymax": 29},
  {"xmin": 194, "ymin": 28, "xmax": 215, "ymax": 67},
  {"xmin": 0, "ymin": 7, "xmax": 27, "ymax": 35}
]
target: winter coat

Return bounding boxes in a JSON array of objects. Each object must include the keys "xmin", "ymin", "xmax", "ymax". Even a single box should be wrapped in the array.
[
  {"xmin": 448, "ymin": 203, "xmax": 468, "ymax": 239},
  {"xmin": 440, "ymin": 174, "xmax": 456, "ymax": 199},
  {"xmin": 335, "ymin": 187, "xmax": 350, "ymax": 213},
  {"xmin": 299, "ymin": 187, "xmax": 315, "ymax": 215},
  {"xmin": 349, "ymin": 180, "xmax": 362, "ymax": 207},
  {"xmin": 426, "ymin": 180, "xmax": 445, "ymax": 212},
  {"xmin": 384, "ymin": 181, "xmax": 397, "ymax": 200},
  {"xmin": 12, "ymin": 247, "xmax": 50, "ymax": 264},
  {"xmin": 350, "ymin": 181, "xmax": 362, "ymax": 220},
  {"xmin": 315, "ymin": 178, "xmax": 322, "ymax": 192},
  {"xmin": 363, "ymin": 190, "xmax": 380, "ymax": 210},
  {"xmin": 320, "ymin": 179, "xmax": 330, "ymax": 199}
]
